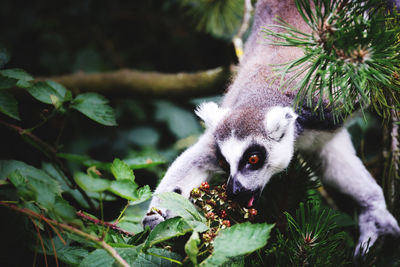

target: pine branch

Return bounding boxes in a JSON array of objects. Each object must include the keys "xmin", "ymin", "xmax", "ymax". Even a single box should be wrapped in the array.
[
  {"xmin": 0, "ymin": 202, "xmax": 130, "ymax": 267},
  {"xmin": 263, "ymin": 0, "xmax": 400, "ymax": 119}
]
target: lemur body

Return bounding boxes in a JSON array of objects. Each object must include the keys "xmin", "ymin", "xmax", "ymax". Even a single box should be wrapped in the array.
[{"xmin": 143, "ymin": 0, "xmax": 400, "ymax": 255}]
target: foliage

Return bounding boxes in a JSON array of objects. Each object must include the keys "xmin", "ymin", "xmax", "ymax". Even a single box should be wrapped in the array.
[
  {"xmin": 0, "ymin": 0, "xmax": 399, "ymax": 266},
  {"xmin": 263, "ymin": 0, "xmax": 400, "ymax": 120},
  {"xmin": 179, "ymin": 0, "xmax": 245, "ymax": 40}
]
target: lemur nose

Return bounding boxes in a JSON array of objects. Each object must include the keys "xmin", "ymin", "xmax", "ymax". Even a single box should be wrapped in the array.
[{"xmin": 226, "ymin": 176, "xmax": 245, "ymax": 196}]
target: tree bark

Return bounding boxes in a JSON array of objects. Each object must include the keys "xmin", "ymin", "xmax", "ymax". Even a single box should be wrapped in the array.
[{"xmin": 38, "ymin": 67, "xmax": 233, "ymax": 98}]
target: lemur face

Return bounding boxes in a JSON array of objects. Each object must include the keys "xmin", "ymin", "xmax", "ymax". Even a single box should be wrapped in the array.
[{"xmin": 196, "ymin": 102, "xmax": 298, "ymax": 207}]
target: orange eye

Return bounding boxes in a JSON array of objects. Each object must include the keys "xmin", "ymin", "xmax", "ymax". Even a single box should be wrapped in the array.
[{"xmin": 248, "ymin": 155, "xmax": 259, "ymax": 165}]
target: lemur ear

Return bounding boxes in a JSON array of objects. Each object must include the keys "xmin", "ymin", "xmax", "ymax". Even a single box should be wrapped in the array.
[
  {"xmin": 195, "ymin": 102, "xmax": 229, "ymax": 129},
  {"xmin": 264, "ymin": 106, "xmax": 298, "ymax": 141}
]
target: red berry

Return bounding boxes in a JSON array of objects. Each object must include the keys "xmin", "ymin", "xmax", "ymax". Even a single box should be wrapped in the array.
[
  {"xmin": 220, "ymin": 210, "xmax": 227, "ymax": 219},
  {"xmin": 206, "ymin": 212, "xmax": 215, "ymax": 220},
  {"xmin": 222, "ymin": 220, "xmax": 231, "ymax": 227},
  {"xmin": 249, "ymin": 208, "xmax": 258, "ymax": 216},
  {"xmin": 200, "ymin": 182, "xmax": 210, "ymax": 191}
]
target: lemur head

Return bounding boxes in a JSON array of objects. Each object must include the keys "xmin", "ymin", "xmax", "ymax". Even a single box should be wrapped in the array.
[{"xmin": 196, "ymin": 102, "xmax": 298, "ymax": 207}]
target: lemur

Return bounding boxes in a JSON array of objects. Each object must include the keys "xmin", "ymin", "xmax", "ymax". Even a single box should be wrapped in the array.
[{"xmin": 143, "ymin": 0, "xmax": 400, "ymax": 255}]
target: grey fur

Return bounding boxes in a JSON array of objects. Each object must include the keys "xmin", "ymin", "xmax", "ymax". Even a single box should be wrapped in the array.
[{"xmin": 142, "ymin": 0, "xmax": 400, "ymax": 256}]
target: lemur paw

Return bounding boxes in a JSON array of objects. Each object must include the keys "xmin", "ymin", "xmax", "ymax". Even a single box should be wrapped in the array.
[
  {"xmin": 142, "ymin": 207, "xmax": 168, "ymax": 230},
  {"xmin": 355, "ymin": 207, "xmax": 400, "ymax": 256}
]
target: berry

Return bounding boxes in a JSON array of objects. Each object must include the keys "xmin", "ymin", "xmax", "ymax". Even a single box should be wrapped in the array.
[
  {"xmin": 222, "ymin": 220, "xmax": 231, "ymax": 227},
  {"xmin": 206, "ymin": 212, "xmax": 215, "ymax": 220},
  {"xmin": 219, "ymin": 210, "xmax": 227, "ymax": 219},
  {"xmin": 202, "ymin": 232, "xmax": 213, "ymax": 242},
  {"xmin": 206, "ymin": 199, "xmax": 216, "ymax": 207},
  {"xmin": 200, "ymin": 182, "xmax": 210, "ymax": 191},
  {"xmin": 190, "ymin": 188, "xmax": 201, "ymax": 198},
  {"xmin": 249, "ymin": 208, "xmax": 258, "ymax": 216}
]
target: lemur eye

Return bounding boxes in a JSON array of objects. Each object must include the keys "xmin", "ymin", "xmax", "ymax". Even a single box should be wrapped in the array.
[{"xmin": 248, "ymin": 154, "xmax": 259, "ymax": 165}]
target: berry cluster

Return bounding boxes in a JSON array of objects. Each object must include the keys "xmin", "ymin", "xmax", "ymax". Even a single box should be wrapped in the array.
[{"xmin": 190, "ymin": 182, "xmax": 258, "ymax": 245}]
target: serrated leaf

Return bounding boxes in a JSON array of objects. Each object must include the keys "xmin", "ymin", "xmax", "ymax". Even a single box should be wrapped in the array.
[
  {"xmin": 133, "ymin": 248, "xmax": 182, "ymax": 267},
  {"xmin": 51, "ymin": 196, "xmax": 77, "ymax": 221},
  {"xmin": 185, "ymin": 231, "xmax": 201, "ymax": 265},
  {"xmin": 157, "ymin": 192, "xmax": 208, "ymax": 232},
  {"xmin": 80, "ymin": 247, "xmax": 139, "ymax": 267},
  {"xmin": 42, "ymin": 162, "xmax": 90, "ymax": 209},
  {"xmin": 111, "ymin": 158, "xmax": 135, "ymax": 182},
  {"xmin": 71, "ymin": 93, "xmax": 117, "ymax": 126},
  {"xmin": 0, "ymin": 68, "xmax": 33, "ymax": 88},
  {"xmin": 145, "ymin": 217, "xmax": 192, "ymax": 248},
  {"xmin": 25, "ymin": 80, "xmax": 67, "ymax": 105},
  {"xmin": 131, "ymin": 185, "xmax": 152, "ymax": 205},
  {"xmin": 108, "ymin": 180, "xmax": 137, "ymax": 199},
  {"xmin": 201, "ymin": 222, "xmax": 274, "ymax": 267},
  {"xmin": 0, "ymin": 160, "xmax": 62, "ymax": 208},
  {"xmin": 74, "ymin": 172, "xmax": 111, "ymax": 192},
  {"xmin": 0, "ymin": 90, "xmax": 20, "ymax": 120}
]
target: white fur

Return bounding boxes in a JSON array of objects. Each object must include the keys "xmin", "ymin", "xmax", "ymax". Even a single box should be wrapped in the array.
[
  {"xmin": 264, "ymin": 107, "xmax": 298, "ymax": 170},
  {"xmin": 264, "ymin": 106, "xmax": 298, "ymax": 141},
  {"xmin": 195, "ymin": 102, "xmax": 229, "ymax": 129}
]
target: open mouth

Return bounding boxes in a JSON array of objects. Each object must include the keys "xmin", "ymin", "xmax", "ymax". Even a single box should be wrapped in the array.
[{"xmin": 228, "ymin": 188, "xmax": 261, "ymax": 208}]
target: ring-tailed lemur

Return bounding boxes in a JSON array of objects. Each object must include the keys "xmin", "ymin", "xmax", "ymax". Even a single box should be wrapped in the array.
[{"xmin": 143, "ymin": 0, "xmax": 400, "ymax": 255}]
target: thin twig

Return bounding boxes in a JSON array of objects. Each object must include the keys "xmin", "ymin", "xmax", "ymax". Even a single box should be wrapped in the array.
[
  {"xmin": 76, "ymin": 211, "xmax": 135, "ymax": 237},
  {"xmin": 31, "ymin": 218, "xmax": 49, "ymax": 267},
  {"xmin": 233, "ymin": 0, "xmax": 253, "ymax": 62},
  {"xmin": 46, "ymin": 225, "xmax": 60, "ymax": 267},
  {"xmin": 1, "ymin": 202, "xmax": 130, "ymax": 267}
]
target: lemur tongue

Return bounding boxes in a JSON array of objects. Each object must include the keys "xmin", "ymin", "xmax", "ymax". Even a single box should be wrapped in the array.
[{"xmin": 247, "ymin": 195, "xmax": 255, "ymax": 208}]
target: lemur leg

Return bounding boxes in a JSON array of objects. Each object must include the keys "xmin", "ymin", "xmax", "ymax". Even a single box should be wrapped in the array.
[
  {"xmin": 142, "ymin": 131, "xmax": 218, "ymax": 229},
  {"xmin": 313, "ymin": 128, "xmax": 400, "ymax": 255}
]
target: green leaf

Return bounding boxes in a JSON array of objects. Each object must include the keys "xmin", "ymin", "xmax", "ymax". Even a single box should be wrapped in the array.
[
  {"xmin": 124, "ymin": 153, "xmax": 166, "ymax": 170},
  {"xmin": 74, "ymin": 172, "xmax": 111, "ymax": 192},
  {"xmin": 157, "ymin": 192, "xmax": 208, "ymax": 232},
  {"xmin": 110, "ymin": 158, "xmax": 135, "ymax": 182},
  {"xmin": 71, "ymin": 93, "xmax": 117, "ymax": 126},
  {"xmin": 108, "ymin": 181, "xmax": 152, "ymax": 205},
  {"xmin": 185, "ymin": 231, "xmax": 201, "ymax": 265},
  {"xmin": 80, "ymin": 247, "xmax": 139, "ymax": 267},
  {"xmin": 154, "ymin": 101, "xmax": 201, "ymax": 139},
  {"xmin": 145, "ymin": 217, "xmax": 192, "ymax": 248},
  {"xmin": 57, "ymin": 246, "xmax": 89, "ymax": 266},
  {"xmin": 57, "ymin": 153, "xmax": 111, "ymax": 170},
  {"xmin": 133, "ymin": 248, "xmax": 182, "ymax": 267},
  {"xmin": 51, "ymin": 196, "xmax": 77, "ymax": 221},
  {"xmin": 0, "ymin": 160, "xmax": 62, "ymax": 208},
  {"xmin": 0, "ymin": 68, "xmax": 33, "ymax": 88},
  {"xmin": 0, "ymin": 90, "xmax": 20, "ymax": 120},
  {"xmin": 108, "ymin": 180, "xmax": 137, "ymax": 199},
  {"xmin": 25, "ymin": 80, "xmax": 67, "ymax": 106},
  {"xmin": 0, "ymin": 74, "xmax": 17, "ymax": 89},
  {"xmin": 131, "ymin": 185, "xmax": 152, "ymax": 205},
  {"xmin": 201, "ymin": 222, "xmax": 274, "ymax": 267},
  {"xmin": 42, "ymin": 162, "xmax": 90, "ymax": 209}
]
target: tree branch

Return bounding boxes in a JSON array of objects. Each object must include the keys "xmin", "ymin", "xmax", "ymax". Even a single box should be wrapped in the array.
[
  {"xmin": 233, "ymin": 0, "xmax": 253, "ymax": 62},
  {"xmin": 0, "ymin": 202, "xmax": 130, "ymax": 267},
  {"xmin": 38, "ymin": 67, "xmax": 233, "ymax": 98}
]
